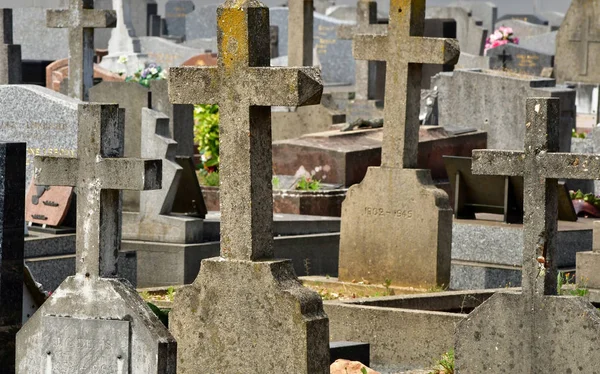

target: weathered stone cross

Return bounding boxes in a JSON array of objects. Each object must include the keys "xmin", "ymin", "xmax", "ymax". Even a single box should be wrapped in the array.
[
  {"xmin": 169, "ymin": 0, "xmax": 322, "ymax": 261},
  {"xmin": 47, "ymin": 0, "xmax": 116, "ymax": 101},
  {"xmin": 0, "ymin": 9, "xmax": 21, "ymax": 84},
  {"xmin": 352, "ymin": 0, "xmax": 459, "ymax": 168},
  {"xmin": 456, "ymin": 98, "xmax": 600, "ymax": 371},
  {"xmin": 33, "ymin": 103, "xmax": 162, "ymax": 279},
  {"xmin": 288, "ymin": 0, "xmax": 314, "ymax": 66},
  {"xmin": 570, "ymin": 16, "xmax": 600, "ymax": 76},
  {"xmin": 337, "ymin": 0, "xmax": 386, "ymax": 100}
]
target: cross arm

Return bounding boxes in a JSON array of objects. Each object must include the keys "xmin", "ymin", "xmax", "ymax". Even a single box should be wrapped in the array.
[
  {"xmin": 169, "ymin": 67, "xmax": 220, "ymax": 105},
  {"xmin": 407, "ymin": 37, "xmax": 460, "ymax": 65},
  {"xmin": 538, "ymin": 153, "xmax": 600, "ymax": 180},
  {"xmin": 353, "ymin": 34, "xmax": 387, "ymax": 61},
  {"xmin": 337, "ymin": 25, "xmax": 356, "ymax": 40},
  {"xmin": 46, "ymin": 9, "xmax": 116, "ymax": 28},
  {"xmin": 33, "ymin": 156, "xmax": 78, "ymax": 187},
  {"xmin": 249, "ymin": 67, "xmax": 323, "ymax": 107},
  {"xmin": 472, "ymin": 150, "xmax": 525, "ymax": 177},
  {"xmin": 99, "ymin": 159, "xmax": 162, "ymax": 191}
]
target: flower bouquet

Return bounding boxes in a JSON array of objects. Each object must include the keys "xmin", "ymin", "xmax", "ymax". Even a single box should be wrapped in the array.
[{"xmin": 484, "ymin": 26, "xmax": 519, "ymax": 55}]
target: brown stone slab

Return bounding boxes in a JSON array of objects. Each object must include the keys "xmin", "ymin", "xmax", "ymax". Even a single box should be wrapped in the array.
[
  {"xmin": 24, "ymin": 180, "xmax": 73, "ymax": 227},
  {"xmin": 181, "ymin": 53, "xmax": 218, "ymax": 67}
]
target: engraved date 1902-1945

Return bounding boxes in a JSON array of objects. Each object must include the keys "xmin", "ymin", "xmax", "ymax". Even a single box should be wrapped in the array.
[{"xmin": 364, "ymin": 207, "xmax": 414, "ymax": 218}]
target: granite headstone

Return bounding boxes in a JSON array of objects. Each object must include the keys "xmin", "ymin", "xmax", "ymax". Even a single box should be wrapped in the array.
[{"xmin": 0, "ymin": 9, "xmax": 22, "ymax": 84}]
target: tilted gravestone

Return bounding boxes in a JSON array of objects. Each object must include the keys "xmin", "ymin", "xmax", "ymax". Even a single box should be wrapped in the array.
[
  {"xmin": 47, "ymin": 0, "xmax": 116, "ymax": 101},
  {"xmin": 0, "ymin": 9, "xmax": 21, "ymax": 84},
  {"xmin": 556, "ymin": 1, "xmax": 600, "ymax": 84},
  {"xmin": 338, "ymin": 0, "xmax": 459, "ymax": 288},
  {"xmin": 456, "ymin": 98, "xmax": 600, "ymax": 372},
  {"xmin": 288, "ymin": 0, "xmax": 313, "ymax": 66},
  {"xmin": 450, "ymin": 0, "xmax": 497, "ymax": 33},
  {"xmin": 16, "ymin": 103, "xmax": 176, "ymax": 373},
  {"xmin": 168, "ymin": 0, "xmax": 329, "ymax": 372},
  {"xmin": 0, "ymin": 143, "xmax": 25, "ymax": 374},
  {"xmin": 495, "ymin": 18, "xmax": 550, "ymax": 39},
  {"xmin": 487, "ymin": 42, "xmax": 554, "ymax": 76}
]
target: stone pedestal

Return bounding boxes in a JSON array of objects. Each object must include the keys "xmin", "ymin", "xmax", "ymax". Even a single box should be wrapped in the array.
[
  {"xmin": 170, "ymin": 258, "xmax": 330, "ymax": 373},
  {"xmin": 100, "ymin": 53, "xmax": 150, "ymax": 75},
  {"xmin": 339, "ymin": 167, "xmax": 452, "ymax": 288},
  {"xmin": 16, "ymin": 276, "xmax": 176, "ymax": 373}
]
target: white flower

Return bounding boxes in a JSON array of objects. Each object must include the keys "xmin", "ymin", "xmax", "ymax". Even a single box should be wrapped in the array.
[
  {"xmin": 150, "ymin": 67, "xmax": 158, "ymax": 75},
  {"xmin": 159, "ymin": 70, "xmax": 168, "ymax": 79},
  {"xmin": 118, "ymin": 55, "xmax": 128, "ymax": 64}
]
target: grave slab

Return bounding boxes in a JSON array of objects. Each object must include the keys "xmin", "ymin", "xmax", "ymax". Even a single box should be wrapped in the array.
[
  {"xmin": 0, "ymin": 9, "xmax": 21, "ymax": 84},
  {"xmin": 487, "ymin": 43, "xmax": 554, "ymax": 76}
]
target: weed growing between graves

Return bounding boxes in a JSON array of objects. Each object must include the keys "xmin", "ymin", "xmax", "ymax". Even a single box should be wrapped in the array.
[
  {"xmin": 296, "ymin": 176, "xmax": 321, "ymax": 191},
  {"xmin": 572, "ymin": 129, "xmax": 587, "ymax": 139},
  {"xmin": 428, "ymin": 349, "xmax": 454, "ymax": 374},
  {"xmin": 194, "ymin": 104, "xmax": 220, "ymax": 186},
  {"xmin": 557, "ymin": 272, "xmax": 589, "ymax": 297}
]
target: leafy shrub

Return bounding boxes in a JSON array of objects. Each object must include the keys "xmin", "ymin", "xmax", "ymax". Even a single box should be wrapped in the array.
[{"xmin": 194, "ymin": 104, "xmax": 220, "ymax": 172}]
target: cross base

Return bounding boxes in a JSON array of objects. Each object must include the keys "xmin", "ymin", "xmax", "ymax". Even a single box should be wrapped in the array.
[
  {"xmin": 339, "ymin": 167, "xmax": 452, "ymax": 288},
  {"xmin": 16, "ymin": 276, "xmax": 176, "ymax": 373},
  {"xmin": 170, "ymin": 258, "xmax": 330, "ymax": 374},
  {"xmin": 456, "ymin": 291, "xmax": 600, "ymax": 372}
]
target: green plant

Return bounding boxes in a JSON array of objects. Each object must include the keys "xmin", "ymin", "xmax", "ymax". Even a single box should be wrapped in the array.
[
  {"xmin": 272, "ymin": 176, "xmax": 281, "ymax": 190},
  {"xmin": 198, "ymin": 170, "xmax": 220, "ymax": 187},
  {"xmin": 140, "ymin": 290, "xmax": 150, "ymax": 300},
  {"xmin": 429, "ymin": 349, "xmax": 454, "ymax": 374},
  {"xmin": 194, "ymin": 104, "xmax": 220, "ymax": 171},
  {"xmin": 570, "ymin": 189, "xmax": 600, "ymax": 209},
  {"xmin": 382, "ymin": 278, "xmax": 394, "ymax": 296},
  {"xmin": 572, "ymin": 129, "xmax": 587, "ymax": 139},
  {"xmin": 361, "ymin": 368, "xmax": 368, "ymax": 374},
  {"xmin": 147, "ymin": 302, "xmax": 170, "ymax": 328},
  {"xmin": 558, "ymin": 272, "xmax": 589, "ymax": 297},
  {"xmin": 296, "ymin": 176, "xmax": 321, "ymax": 191},
  {"xmin": 125, "ymin": 63, "xmax": 166, "ymax": 88},
  {"xmin": 166, "ymin": 286, "xmax": 176, "ymax": 302}
]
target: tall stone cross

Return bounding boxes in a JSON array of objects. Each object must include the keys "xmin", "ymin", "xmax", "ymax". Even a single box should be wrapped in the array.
[
  {"xmin": 169, "ymin": 0, "xmax": 322, "ymax": 262},
  {"xmin": 168, "ymin": 1, "xmax": 329, "ymax": 372},
  {"xmin": 288, "ymin": 0, "xmax": 314, "ymax": 66},
  {"xmin": 456, "ymin": 98, "xmax": 600, "ymax": 372},
  {"xmin": 47, "ymin": 0, "xmax": 116, "ymax": 101},
  {"xmin": 33, "ymin": 103, "xmax": 162, "ymax": 279},
  {"xmin": 0, "ymin": 9, "xmax": 21, "ymax": 84},
  {"xmin": 352, "ymin": 0, "xmax": 459, "ymax": 168},
  {"xmin": 569, "ymin": 16, "xmax": 600, "ymax": 76},
  {"xmin": 337, "ymin": 0, "xmax": 386, "ymax": 100}
]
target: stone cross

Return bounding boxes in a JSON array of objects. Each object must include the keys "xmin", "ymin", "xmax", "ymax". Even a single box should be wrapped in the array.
[
  {"xmin": 569, "ymin": 16, "xmax": 600, "ymax": 76},
  {"xmin": 108, "ymin": 0, "xmax": 140, "ymax": 55},
  {"xmin": 337, "ymin": 0, "xmax": 386, "ymax": 100},
  {"xmin": 47, "ymin": 0, "xmax": 116, "ymax": 101},
  {"xmin": 168, "ymin": 1, "xmax": 329, "ymax": 372},
  {"xmin": 169, "ymin": 1, "xmax": 323, "ymax": 262},
  {"xmin": 352, "ymin": 0, "xmax": 459, "ymax": 168},
  {"xmin": 456, "ymin": 97, "xmax": 600, "ymax": 372},
  {"xmin": 0, "ymin": 142, "xmax": 25, "ymax": 373},
  {"xmin": 33, "ymin": 103, "xmax": 162, "ymax": 279},
  {"xmin": 0, "ymin": 9, "xmax": 21, "ymax": 84},
  {"xmin": 288, "ymin": 0, "xmax": 313, "ymax": 66},
  {"xmin": 497, "ymin": 47, "xmax": 512, "ymax": 70}
]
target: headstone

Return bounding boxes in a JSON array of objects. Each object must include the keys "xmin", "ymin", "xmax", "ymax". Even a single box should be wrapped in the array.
[
  {"xmin": 338, "ymin": 0, "xmax": 459, "ymax": 288},
  {"xmin": 139, "ymin": 36, "xmax": 207, "ymax": 67},
  {"xmin": 450, "ymin": 0, "xmax": 497, "ymax": 33},
  {"xmin": 288, "ymin": 0, "xmax": 314, "ymax": 66},
  {"xmin": 270, "ymin": 25, "xmax": 279, "ymax": 58},
  {"xmin": 487, "ymin": 43, "xmax": 554, "ymax": 76},
  {"xmin": 495, "ymin": 18, "xmax": 550, "ymax": 39},
  {"xmin": 496, "ymin": 13, "xmax": 550, "ymax": 26},
  {"xmin": 426, "ymin": 6, "xmax": 487, "ymax": 56},
  {"xmin": 576, "ymin": 220, "xmax": 600, "ymax": 290},
  {"xmin": 94, "ymin": 0, "xmax": 158, "ymax": 49},
  {"xmin": 519, "ymin": 30, "xmax": 557, "ymax": 55},
  {"xmin": 13, "ymin": 8, "xmax": 68, "ymax": 61},
  {"xmin": 164, "ymin": 0, "xmax": 194, "ymax": 38},
  {"xmin": 0, "ymin": 85, "xmax": 79, "ymax": 187},
  {"xmin": 16, "ymin": 103, "xmax": 176, "ymax": 373},
  {"xmin": 0, "ymin": 9, "xmax": 21, "ymax": 84},
  {"xmin": 168, "ymin": 0, "xmax": 329, "ymax": 371},
  {"xmin": 47, "ymin": 0, "xmax": 117, "ymax": 101},
  {"xmin": 433, "ymin": 69, "xmax": 575, "ymax": 152},
  {"xmin": 99, "ymin": 0, "xmax": 150, "ymax": 75},
  {"xmin": 556, "ymin": 1, "xmax": 600, "ymax": 84},
  {"xmin": 0, "ymin": 143, "xmax": 25, "ymax": 374},
  {"xmin": 456, "ymin": 97, "xmax": 600, "ymax": 372}
]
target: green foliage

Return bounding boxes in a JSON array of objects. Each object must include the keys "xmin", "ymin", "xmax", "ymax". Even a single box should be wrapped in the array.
[
  {"xmin": 197, "ymin": 170, "xmax": 220, "ymax": 187},
  {"xmin": 166, "ymin": 286, "xmax": 176, "ymax": 301},
  {"xmin": 558, "ymin": 272, "xmax": 589, "ymax": 297},
  {"xmin": 572, "ymin": 129, "xmax": 587, "ymax": 139},
  {"xmin": 429, "ymin": 349, "xmax": 454, "ymax": 374},
  {"xmin": 147, "ymin": 302, "xmax": 170, "ymax": 328},
  {"xmin": 194, "ymin": 104, "xmax": 220, "ymax": 171},
  {"xmin": 296, "ymin": 176, "xmax": 321, "ymax": 191},
  {"xmin": 570, "ymin": 190, "xmax": 600, "ymax": 208},
  {"xmin": 361, "ymin": 368, "xmax": 368, "ymax": 374},
  {"xmin": 272, "ymin": 176, "xmax": 281, "ymax": 190},
  {"xmin": 125, "ymin": 63, "xmax": 166, "ymax": 88}
]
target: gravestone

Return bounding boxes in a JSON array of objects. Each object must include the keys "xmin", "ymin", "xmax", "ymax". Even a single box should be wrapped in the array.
[
  {"xmin": 288, "ymin": 0, "xmax": 313, "ymax": 66},
  {"xmin": 0, "ymin": 85, "xmax": 79, "ymax": 187},
  {"xmin": 47, "ymin": 0, "xmax": 117, "ymax": 101},
  {"xmin": 13, "ymin": 8, "xmax": 68, "ymax": 61},
  {"xmin": 495, "ymin": 18, "xmax": 550, "ymax": 39},
  {"xmin": 139, "ymin": 36, "xmax": 207, "ymax": 67},
  {"xmin": 0, "ymin": 143, "xmax": 25, "ymax": 374},
  {"xmin": 426, "ymin": 6, "xmax": 487, "ymax": 56},
  {"xmin": 487, "ymin": 43, "xmax": 554, "ymax": 76},
  {"xmin": 168, "ymin": 0, "xmax": 329, "ymax": 371},
  {"xmin": 433, "ymin": 69, "xmax": 575, "ymax": 152},
  {"xmin": 576, "ymin": 221, "xmax": 600, "ymax": 292},
  {"xmin": 165, "ymin": 0, "xmax": 194, "ymax": 38},
  {"xmin": 94, "ymin": 0, "xmax": 158, "ymax": 49},
  {"xmin": 519, "ymin": 30, "xmax": 557, "ymax": 56},
  {"xmin": 456, "ymin": 98, "xmax": 600, "ymax": 373},
  {"xmin": 16, "ymin": 103, "xmax": 176, "ymax": 373},
  {"xmin": 496, "ymin": 13, "xmax": 549, "ymax": 26},
  {"xmin": 450, "ymin": 0, "xmax": 497, "ymax": 33},
  {"xmin": 0, "ymin": 9, "xmax": 21, "ymax": 84},
  {"xmin": 556, "ymin": 1, "xmax": 600, "ymax": 84},
  {"xmin": 338, "ymin": 0, "xmax": 459, "ymax": 288}
]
